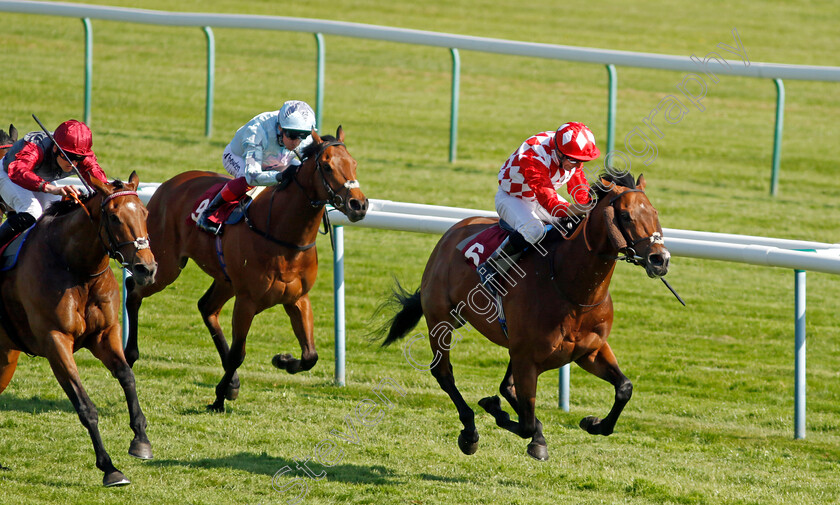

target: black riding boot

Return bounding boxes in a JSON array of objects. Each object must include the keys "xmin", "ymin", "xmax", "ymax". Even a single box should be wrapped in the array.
[
  {"xmin": 196, "ymin": 192, "xmax": 226, "ymax": 234},
  {"xmin": 478, "ymin": 231, "xmax": 528, "ymax": 289},
  {"xmin": 0, "ymin": 212, "xmax": 36, "ymax": 250}
]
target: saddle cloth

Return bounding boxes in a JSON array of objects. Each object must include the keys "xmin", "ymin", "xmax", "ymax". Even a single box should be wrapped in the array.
[
  {"xmin": 457, "ymin": 224, "xmax": 510, "ymax": 269},
  {"xmin": 0, "ymin": 225, "xmax": 35, "ymax": 272},
  {"xmin": 187, "ymin": 183, "xmax": 238, "ymax": 227}
]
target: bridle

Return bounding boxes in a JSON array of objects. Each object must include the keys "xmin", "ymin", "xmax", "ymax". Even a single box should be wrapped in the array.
[
  {"xmin": 293, "ymin": 140, "xmax": 359, "ymax": 210},
  {"xmin": 96, "ymin": 190, "xmax": 151, "ymax": 267},
  {"xmin": 598, "ymin": 188, "xmax": 664, "ymax": 266}
]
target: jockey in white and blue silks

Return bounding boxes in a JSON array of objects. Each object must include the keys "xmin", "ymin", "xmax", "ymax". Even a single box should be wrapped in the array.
[{"xmin": 196, "ymin": 100, "xmax": 317, "ymax": 234}]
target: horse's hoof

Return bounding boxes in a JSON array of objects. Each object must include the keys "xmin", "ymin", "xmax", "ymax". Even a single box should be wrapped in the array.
[
  {"xmin": 580, "ymin": 416, "xmax": 603, "ymax": 435},
  {"xmin": 271, "ymin": 353, "xmax": 293, "ymax": 370},
  {"xmin": 527, "ymin": 442, "xmax": 549, "ymax": 461},
  {"xmin": 103, "ymin": 471, "xmax": 130, "ymax": 487},
  {"xmin": 457, "ymin": 430, "xmax": 479, "ymax": 455},
  {"xmin": 225, "ymin": 387, "xmax": 239, "ymax": 401},
  {"xmin": 478, "ymin": 395, "xmax": 501, "ymax": 413},
  {"xmin": 207, "ymin": 401, "xmax": 225, "ymax": 413},
  {"xmin": 128, "ymin": 439, "xmax": 153, "ymax": 460}
]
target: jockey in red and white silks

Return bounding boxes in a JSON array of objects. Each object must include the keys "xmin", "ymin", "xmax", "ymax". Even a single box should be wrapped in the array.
[{"xmin": 495, "ymin": 122, "xmax": 600, "ymax": 245}]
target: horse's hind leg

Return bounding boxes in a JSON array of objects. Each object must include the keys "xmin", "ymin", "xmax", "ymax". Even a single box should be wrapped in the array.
[
  {"xmin": 46, "ymin": 334, "xmax": 129, "ymax": 487},
  {"xmin": 0, "ymin": 347, "xmax": 20, "ymax": 394},
  {"xmin": 90, "ymin": 327, "xmax": 152, "ymax": 461},
  {"xmin": 198, "ymin": 280, "xmax": 239, "ymax": 399},
  {"xmin": 478, "ymin": 361, "xmax": 548, "ymax": 460},
  {"xmin": 575, "ymin": 342, "xmax": 632, "ymax": 436},
  {"xmin": 426, "ymin": 317, "xmax": 479, "ymax": 456},
  {"xmin": 272, "ymin": 294, "xmax": 318, "ymax": 374}
]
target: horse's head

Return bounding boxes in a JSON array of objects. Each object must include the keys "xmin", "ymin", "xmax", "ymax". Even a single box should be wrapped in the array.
[
  {"xmin": 593, "ymin": 173, "xmax": 670, "ymax": 278},
  {"xmin": 300, "ymin": 126, "xmax": 368, "ymax": 222},
  {"xmin": 0, "ymin": 124, "xmax": 18, "ymax": 158},
  {"xmin": 88, "ymin": 171, "xmax": 158, "ymax": 286}
]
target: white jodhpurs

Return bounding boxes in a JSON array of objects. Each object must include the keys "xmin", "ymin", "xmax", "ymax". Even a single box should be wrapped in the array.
[
  {"xmin": 494, "ymin": 189, "xmax": 558, "ymax": 245},
  {"xmin": 0, "ymin": 160, "xmax": 61, "ymax": 219}
]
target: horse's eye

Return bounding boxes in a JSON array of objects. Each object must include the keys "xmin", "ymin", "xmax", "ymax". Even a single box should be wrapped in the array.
[
  {"xmin": 620, "ymin": 211, "xmax": 632, "ymax": 222},
  {"xmin": 109, "ymin": 213, "xmax": 121, "ymax": 225}
]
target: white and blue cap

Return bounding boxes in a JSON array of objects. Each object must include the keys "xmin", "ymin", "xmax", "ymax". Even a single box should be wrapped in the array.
[{"xmin": 278, "ymin": 100, "xmax": 316, "ymax": 132}]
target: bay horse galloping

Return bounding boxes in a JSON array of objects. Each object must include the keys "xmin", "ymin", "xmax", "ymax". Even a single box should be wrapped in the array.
[
  {"xmin": 126, "ymin": 127, "xmax": 367, "ymax": 412},
  {"xmin": 380, "ymin": 173, "xmax": 670, "ymax": 460},
  {"xmin": 0, "ymin": 172, "xmax": 158, "ymax": 486}
]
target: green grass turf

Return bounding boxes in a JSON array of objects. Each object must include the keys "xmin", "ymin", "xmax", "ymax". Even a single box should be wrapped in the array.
[{"xmin": 1, "ymin": 1, "xmax": 840, "ymax": 503}]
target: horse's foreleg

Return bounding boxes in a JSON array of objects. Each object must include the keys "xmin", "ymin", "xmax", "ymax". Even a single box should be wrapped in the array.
[
  {"xmin": 0, "ymin": 347, "xmax": 20, "ymax": 394},
  {"xmin": 208, "ymin": 298, "xmax": 255, "ymax": 412},
  {"xmin": 90, "ymin": 327, "xmax": 152, "ymax": 461},
  {"xmin": 198, "ymin": 281, "xmax": 238, "ymax": 399},
  {"xmin": 575, "ymin": 342, "xmax": 632, "ymax": 436},
  {"xmin": 46, "ymin": 334, "xmax": 129, "ymax": 487},
  {"xmin": 273, "ymin": 295, "xmax": 318, "ymax": 374},
  {"xmin": 478, "ymin": 361, "xmax": 547, "ymax": 460},
  {"xmin": 124, "ymin": 290, "xmax": 141, "ymax": 367}
]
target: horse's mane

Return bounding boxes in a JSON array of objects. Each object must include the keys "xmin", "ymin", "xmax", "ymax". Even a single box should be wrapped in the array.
[
  {"xmin": 591, "ymin": 171, "xmax": 636, "ymax": 201},
  {"xmin": 300, "ymin": 135, "xmax": 338, "ymax": 161},
  {"xmin": 41, "ymin": 179, "xmax": 126, "ymax": 218}
]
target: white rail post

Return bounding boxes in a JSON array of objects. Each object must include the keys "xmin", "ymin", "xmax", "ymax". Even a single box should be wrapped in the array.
[
  {"xmin": 794, "ymin": 269, "xmax": 806, "ymax": 439},
  {"xmin": 333, "ymin": 225, "xmax": 346, "ymax": 386},
  {"xmin": 558, "ymin": 364, "xmax": 570, "ymax": 411}
]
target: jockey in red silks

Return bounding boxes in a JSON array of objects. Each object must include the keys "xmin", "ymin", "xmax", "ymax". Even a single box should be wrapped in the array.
[
  {"xmin": 480, "ymin": 121, "xmax": 600, "ymax": 283},
  {"xmin": 0, "ymin": 119, "xmax": 108, "ymax": 249},
  {"xmin": 196, "ymin": 100, "xmax": 317, "ymax": 234}
]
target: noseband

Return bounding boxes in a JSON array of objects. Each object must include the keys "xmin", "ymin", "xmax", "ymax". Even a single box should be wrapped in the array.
[
  {"xmin": 604, "ymin": 188, "xmax": 664, "ymax": 266},
  {"xmin": 98, "ymin": 190, "xmax": 151, "ymax": 267}
]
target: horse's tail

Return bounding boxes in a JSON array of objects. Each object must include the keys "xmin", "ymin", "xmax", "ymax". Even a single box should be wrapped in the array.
[{"xmin": 374, "ymin": 280, "xmax": 424, "ymax": 347}]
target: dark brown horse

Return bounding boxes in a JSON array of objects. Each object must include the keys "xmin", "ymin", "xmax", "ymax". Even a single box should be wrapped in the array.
[
  {"xmin": 0, "ymin": 172, "xmax": 158, "ymax": 486},
  {"xmin": 126, "ymin": 127, "xmax": 367, "ymax": 412},
  {"xmin": 380, "ymin": 173, "xmax": 670, "ymax": 460}
]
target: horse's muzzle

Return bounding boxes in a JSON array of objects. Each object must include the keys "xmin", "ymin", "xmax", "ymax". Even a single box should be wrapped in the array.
[
  {"xmin": 130, "ymin": 258, "xmax": 158, "ymax": 286},
  {"xmin": 645, "ymin": 248, "xmax": 671, "ymax": 278},
  {"xmin": 345, "ymin": 197, "xmax": 369, "ymax": 223}
]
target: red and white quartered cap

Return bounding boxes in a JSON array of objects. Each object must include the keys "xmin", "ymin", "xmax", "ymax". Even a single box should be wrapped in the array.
[{"xmin": 554, "ymin": 122, "xmax": 600, "ymax": 161}]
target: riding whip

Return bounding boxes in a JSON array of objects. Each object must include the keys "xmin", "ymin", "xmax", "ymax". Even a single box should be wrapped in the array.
[
  {"xmin": 661, "ymin": 277, "xmax": 686, "ymax": 306},
  {"xmin": 31, "ymin": 114, "xmax": 93, "ymax": 195}
]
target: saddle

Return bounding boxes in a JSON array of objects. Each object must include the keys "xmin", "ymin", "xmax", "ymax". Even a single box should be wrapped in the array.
[
  {"xmin": 188, "ymin": 183, "xmax": 253, "ymax": 234},
  {"xmin": 0, "ymin": 225, "xmax": 35, "ymax": 272},
  {"xmin": 457, "ymin": 218, "xmax": 581, "ymax": 270}
]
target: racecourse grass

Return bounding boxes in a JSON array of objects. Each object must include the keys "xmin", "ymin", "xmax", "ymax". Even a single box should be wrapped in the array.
[{"xmin": 2, "ymin": 1, "xmax": 840, "ymax": 504}]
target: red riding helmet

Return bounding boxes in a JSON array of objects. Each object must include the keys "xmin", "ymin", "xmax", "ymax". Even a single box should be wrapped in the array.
[
  {"xmin": 53, "ymin": 120, "xmax": 93, "ymax": 156},
  {"xmin": 554, "ymin": 122, "xmax": 600, "ymax": 161}
]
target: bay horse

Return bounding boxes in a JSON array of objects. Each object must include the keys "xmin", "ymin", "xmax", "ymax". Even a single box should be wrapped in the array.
[
  {"xmin": 0, "ymin": 172, "xmax": 158, "ymax": 486},
  {"xmin": 125, "ymin": 127, "xmax": 367, "ymax": 412},
  {"xmin": 379, "ymin": 172, "xmax": 670, "ymax": 460}
]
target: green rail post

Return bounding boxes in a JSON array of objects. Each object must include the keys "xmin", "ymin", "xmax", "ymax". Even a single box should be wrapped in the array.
[
  {"xmin": 82, "ymin": 18, "xmax": 92, "ymax": 125},
  {"xmin": 449, "ymin": 48, "xmax": 460, "ymax": 163},
  {"xmin": 770, "ymin": 78, "xmax": 785, "ymax": 196},
  {"xmin": 315, "ymin": 33, "xmax": 325, "ymax": 131},
  {"xmin": 606, "ymin": 64, "xmax": 617, "ymax": 154},
  {"xmin": 203, "ymin": 27, "xmax": 215, "ymax": 138}
]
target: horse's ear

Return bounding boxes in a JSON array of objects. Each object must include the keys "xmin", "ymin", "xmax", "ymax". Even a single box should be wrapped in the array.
[
  {"xmin": 336, "ymin": 125, "xmax": 345, "ymax": 143},
  {"xmin": 127, "ymin": 170, "xmax": 140, "ymax": 190},
  {"xmin": 9, "ymin": 124, "xmax": 17, "ymax": 141},
  {"xmin": 89, "ymin": 175, "xmax": 109, "ymax": 195},
  {"xmin": 636, "ymin": 173, "xmax": 646, "ymax": 190},
  {"xmin": 311, "ymin": 128, "xmax": 322, "ymax": 144}
]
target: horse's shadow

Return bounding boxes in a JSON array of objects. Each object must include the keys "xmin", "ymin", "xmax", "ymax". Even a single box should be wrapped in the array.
[
  {"xmin": 0, "ymin": 393, "xmax": 75, "ymax": 414},
  {"xmin": 148, "ymin": 452, "xmax": 419, "ymax": 485}
]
